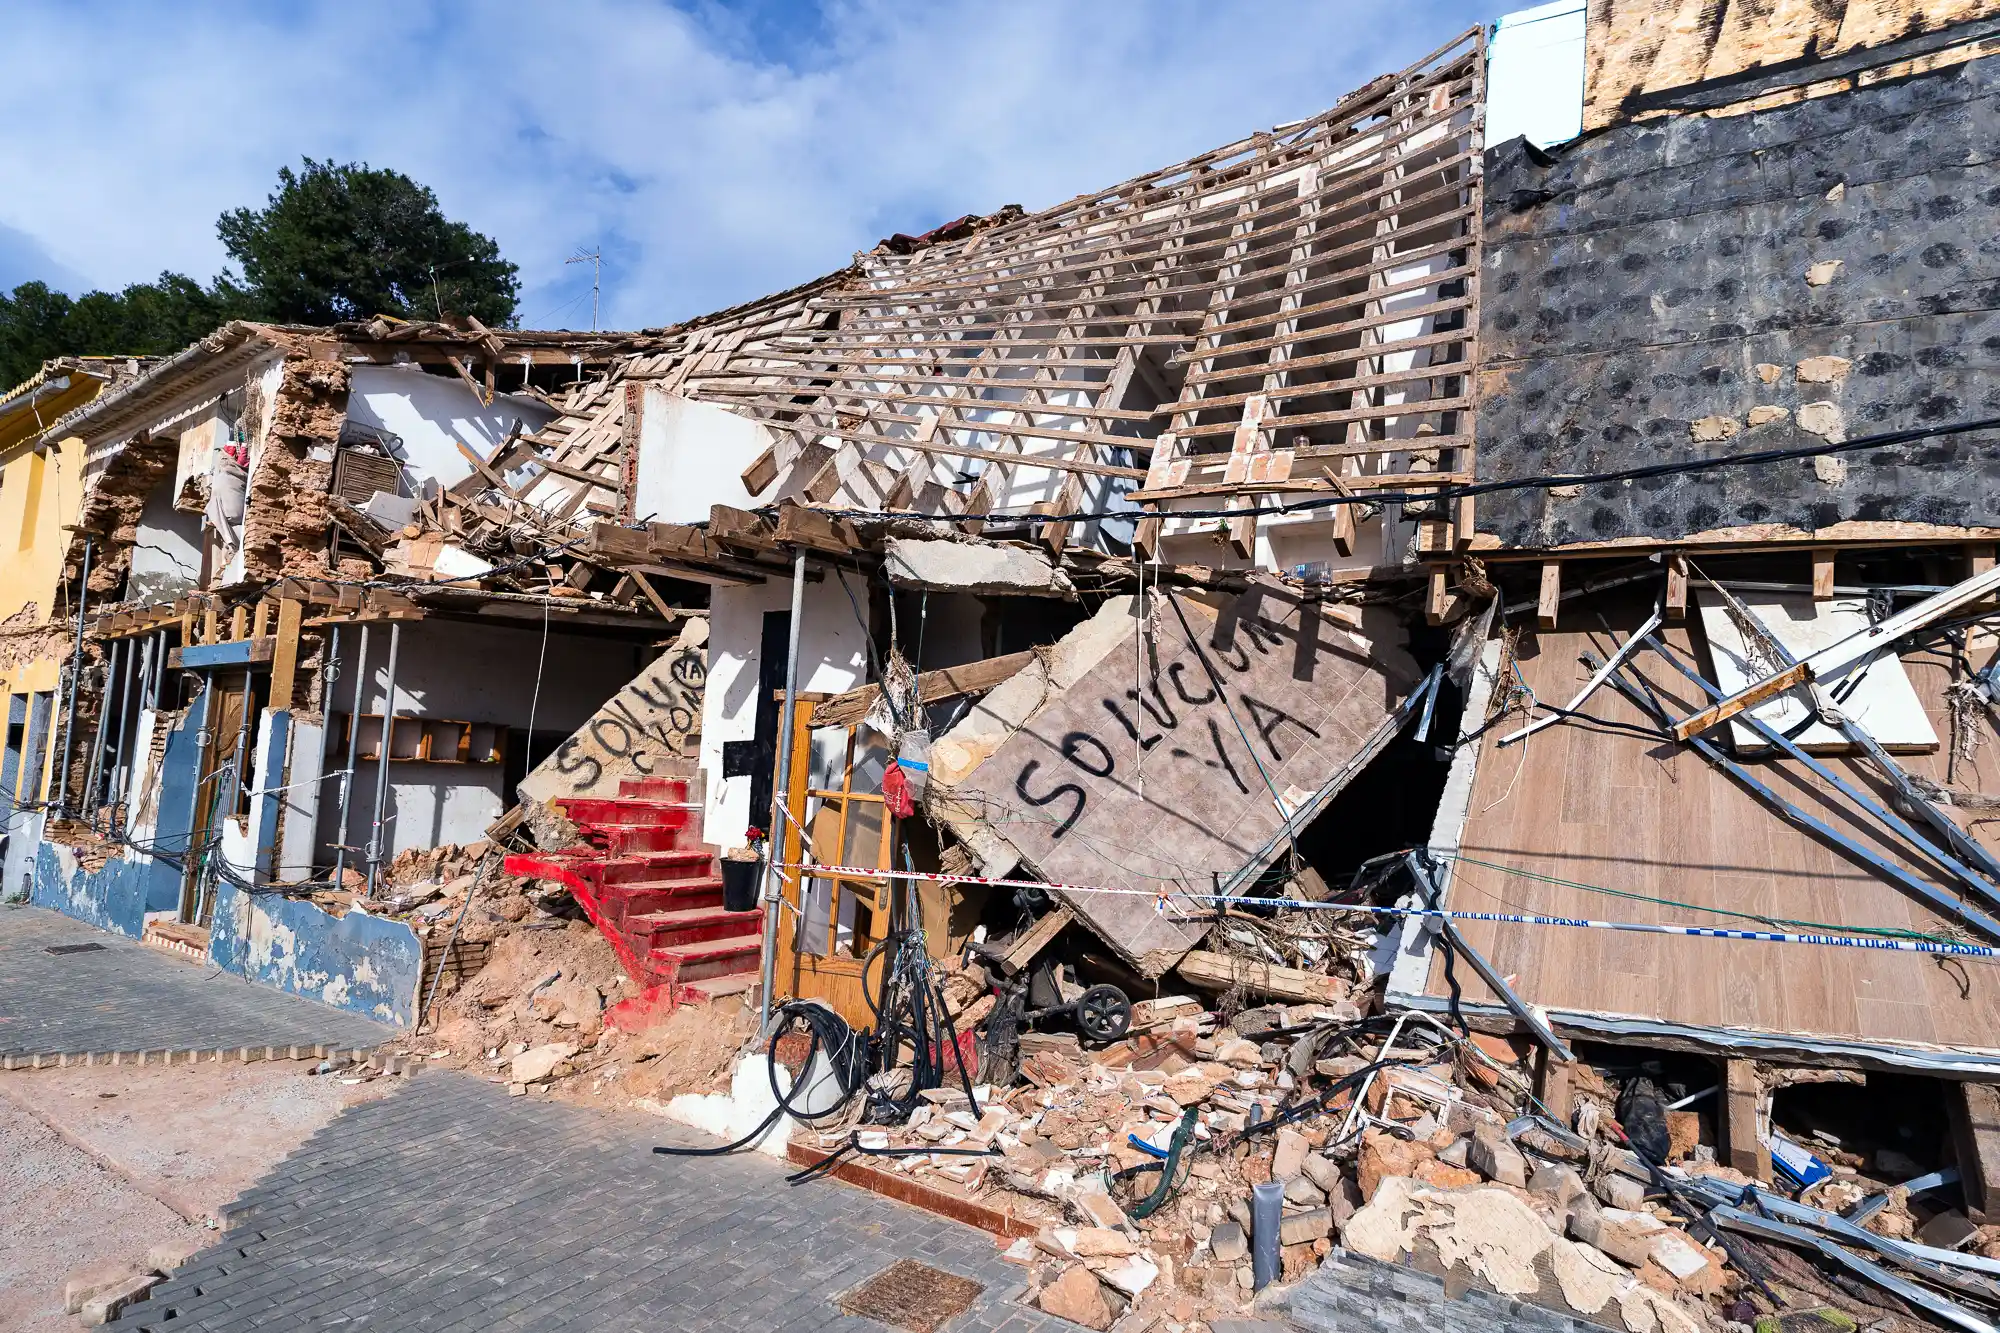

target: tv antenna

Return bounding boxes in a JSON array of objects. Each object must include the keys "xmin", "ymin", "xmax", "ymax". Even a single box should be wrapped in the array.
[{"xmin": 565, "ymin": 247, "xmax": 602, "ymax": 331}]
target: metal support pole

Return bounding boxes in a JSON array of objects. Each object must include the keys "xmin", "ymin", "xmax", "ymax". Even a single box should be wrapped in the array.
[
  {"xmin": 227, "ymin": 671, "xmax": 255, "ymax": 821},
  {"xmin": 1644, "ymin": 636, "xmax": 2000, "ymax": 908},
  {"xmin": 1597, "ymin": 657, "xmax": 2000, "ymax": 941},
  {"xmin": 365, "ymin": 622, "xmax": 401, "ymax": 899},
  {"xmin": 113, "ymin": 633, "xmax": 150, "ymax": 828},
  {"xmin": 149, "ymin": 628, "xmax": 167, "ymax": 710},
  {"xmin": 83, "ymin": 637, "xmax": 122, "ymax": 821},
  {"xmin": 55, "ymin": 536, "xmax": 92, "ymax": 812},
  {"xmin": 332, "ymin": 625, "xmax": 368, "ymax": 890},
  {"xmin": 758, "ymin": 548, "xmax": 808, "ymax": 1032}
]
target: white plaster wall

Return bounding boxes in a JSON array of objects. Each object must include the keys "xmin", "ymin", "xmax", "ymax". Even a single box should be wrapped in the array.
[
  {"xmin": 279, "ymin": 715, "xmax": 325, "ymax": 884},
  {"xmin": 633, "ymin": 388, "xmax": 775, "ymax": 524},
  {"xmin": 129, "ymin": 476, "xmax": 204, "ymax": 603},
  {"xmin": 217, "ymin": 360, "xmax": 286, "ymax": 588},
  {"xmin": 316, "ymin": 620, "xmax": 648, "ymax": 864},
  {"xmin": 343, "ymin": 621, "xmax": 645, "ymax": 729},
  {"xmin": 700, "ymin": 572, "xmax": 870, "ymax": 851},
  {"xmin": 344, "ymin": 364, "xmax": 558, "ymax": 491},
  {"xmin": 1486, "ymin": 1, "xmax": 1587, "ymax": 150}
]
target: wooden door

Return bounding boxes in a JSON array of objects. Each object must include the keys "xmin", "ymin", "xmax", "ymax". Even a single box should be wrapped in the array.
[
  {"xmin": 768, "ymin": 698, "xmax": 901, "ymax": 1028},
  {"xmin": 180, "ymin": 671, "xmax": 248, "ymax": 924}
]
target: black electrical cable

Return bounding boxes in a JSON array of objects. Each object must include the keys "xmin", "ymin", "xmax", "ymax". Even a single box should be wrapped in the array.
[{"xmin": 652, "ymin": 999, "xmax": 866, "ymax": 1160}]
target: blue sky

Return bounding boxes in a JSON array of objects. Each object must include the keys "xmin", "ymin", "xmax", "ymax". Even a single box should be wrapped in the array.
[{"xmin": 0, "ymin": 1, "xmax": 1494, "ymax": 332}]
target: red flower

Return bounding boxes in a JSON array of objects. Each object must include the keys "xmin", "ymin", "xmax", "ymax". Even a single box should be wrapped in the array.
[{"xmin": 744, "ymin": 826, "xmax": 765, "ymax": 843}]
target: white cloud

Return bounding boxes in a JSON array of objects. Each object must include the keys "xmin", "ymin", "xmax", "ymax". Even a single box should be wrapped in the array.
[{"xmin": 0, "ymin": 0, "xmax": 1493, "ymax": 330}]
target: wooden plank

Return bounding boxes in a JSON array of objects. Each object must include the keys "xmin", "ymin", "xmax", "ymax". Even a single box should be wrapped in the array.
[
  {"xmin": 999, "ymin": 906, "xmax": 1075, "ymax": 977},
  {"xmin": 1427, "ymin": 566, "xmax": 1454, "ymax": 626},
  {"xmin": 708, "ymin": 504, "xmax": 778, "ymax": 552},
  {"xmin": 1665, "ymin": 553, "xmax": 1688, "ymax": 621},
  {"xmin": 267, "ymin": 599, "xmax": 303, "ymax": 712},
  {"xmin": 1174, "ymin": 949, "xmax": 1351, "ymax": 1004},
  {"xmin": 1670, "ymin": 661, "xmax": 1810, "ymax": 742},
  {"xmin": 1723, "ymin": 1060, "xmax": 1772, "ymax": 1183},
  {"xmin": 1812, "ymin": 549, "xmax": 1836, "ymax": 601},
  {"xmin": 524, "ymin": 451, "xmax": 620, "ymax": 490},
  {"xmin": 1952, "ymin": 1082, "xmax": 2000, "ymax": 1222},
  {"xmin": 1537, "ymin": 563, "xmax": 1561, "ymax": 630},
  {"xmin": 774, "ymin": 500, "xmax": 862, "ymax": 557},
  {"xmin": 1533, "ymin": 1047, "xmax": 1574, "ymax": 1124},
  {"xmin": 740, "ymin": 446, "xmax": 779, "ymax": 497},
  {"xmin": 626, "ymin": 570, "xmax": 680, "ymax": 621},
  {"xmin": 453, "ymin": 436, "xmax": 514, "ymax": 491},
  {"xmin": 812, "ymin": 651, "xmax": 1037, "ymax": 729}
]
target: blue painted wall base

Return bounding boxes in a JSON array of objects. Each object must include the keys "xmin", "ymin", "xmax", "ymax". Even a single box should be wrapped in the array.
[{"xmin": 206, "ymin": 884, "xmax": 420, "ymax": 1026}]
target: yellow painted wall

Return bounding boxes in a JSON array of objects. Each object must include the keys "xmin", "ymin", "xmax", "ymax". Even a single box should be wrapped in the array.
[{"xmin": 0, "ymin": 371, "xmax": 105, "ymax": 803}]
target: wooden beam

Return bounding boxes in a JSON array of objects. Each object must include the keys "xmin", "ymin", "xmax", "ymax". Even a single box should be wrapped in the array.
[
  {"xmin": 268, "ymin": 599, "xmax": 304, "ymax": 711},
  {"xmin": 708, "ymin": 504, "xmax": 779, "ymax": 552},
  {"xmin": 775, "ymin": 500, "xmax": 863, "ymax": 556},
  {"xmin": 1723, "ymin": 1059, "xmax": 1772, "ymax": 1183},
  {"xmin": 1173, "ymin": 948, "xmax": 1351, "ymax": 1004},
  {"xmin": 1812, "ymin": 549, "xmax": 1836, "ymax": 601},
  {"xmin": 1665, "ymin": 553, "xmax": 1688, "ymax": 621},
  {"xmin": 811, "ymin": 650, "xmax": 1037, "ymax": 729},
  {"xmin": 627, "ymin": 570, "xmax": 679, "ymax": 621},
  {"xmin": 740, "ymin": 446, "xmax": 779, "ymax": 497},
  {"xmin": 1533, "ymin": 1047, "xmax": 1574, "ymax": 1124},
  {"xmin": 1671, "ymin": 662, "xmax": 1810, "ymax": 742},
  {"xmin": 1426, "ymin": 565, "xmax": 1453, "ymax": 626},
  {"xmin": 999, "ymin": 905, "xmax": 1075, "ymax": 977},
  {"xmin": 1951, "ymin": 1081, "xmax": 2000, "ymax": 1222},
  {"xmin": 1537, "ymin": 562, "xmax": 1561, "ymax": 630}
]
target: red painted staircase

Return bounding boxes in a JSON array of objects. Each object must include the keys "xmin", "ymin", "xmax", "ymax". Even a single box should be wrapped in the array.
[{"xmin": 503, "ymin": 775, "xmax": 762, "ymax": 1015}]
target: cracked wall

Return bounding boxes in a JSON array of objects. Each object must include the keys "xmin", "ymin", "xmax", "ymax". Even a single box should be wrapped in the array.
[
  {"xmin": 242, "ymin": 355, "xmax": 346, "ymax": 583},
  {"xmin": 206, "ymin": 882, "xmax": 420, "ymax": 1025}
]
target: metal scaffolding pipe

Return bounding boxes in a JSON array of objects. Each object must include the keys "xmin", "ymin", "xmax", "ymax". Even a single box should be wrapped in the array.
[
  {"xmin": 113, "ymin": 633, "xmax": 151, "ymax": 828},
  {"xmin": 83, "ymin": 637, "xmax": 122, "ymax": 820},
  {"xmin": 331, "ymin": 625, "xmax": 368, "ymax": 890},
  {"xmin": 55, "ymin": 536, "xmax": 92, "ymax": 812},
  {"xmin": 758, "ymin": 548, "xmax": 808, "ymax": 1032},
  {"xmin": 365, "ymin": 622, "xmax": 402, "ymax": 898},
  {"xmin": 149, "ymin": 628, "xmax": 168, "ymax": 710}
]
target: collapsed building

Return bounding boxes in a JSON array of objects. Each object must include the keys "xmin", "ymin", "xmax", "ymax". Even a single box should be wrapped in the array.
[{"xmin": 22, "ymin": 2, "xmax": 2000, "ymax": 1329}]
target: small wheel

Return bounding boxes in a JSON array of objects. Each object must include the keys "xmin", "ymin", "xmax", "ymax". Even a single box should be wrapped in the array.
[{"xmin": 1075, "ymin": 985, "xmax": 1132, "ymax": 1043}]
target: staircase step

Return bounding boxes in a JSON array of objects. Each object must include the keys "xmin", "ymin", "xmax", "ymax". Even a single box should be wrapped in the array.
[
  {"xmin": 626, "ymin": 906, "xmax": 764, "ymax": 950},
  {"xmin": 650, "ymin": 933, "xmax": 763, "ymax": 984},
  {"xmin": 599, "ymin": 851, "xmax": 715, "ymax": 885},
  {"xmin": 556, "ymin": 796, "xmax": 697, "ymax": 828},
  {"xmin": 618, "ymin": 776, "xmax": 689, "ymax": 802},
  {"xmin": 600, "ymin": 876, "xmax": 727, "ymax": 922},
  {"xmin": 678, "ymin": 974, "xmax": 757, "ymax": 1004},
  {"xmin": 586, "ymin": 824, "xmax": 693, "ymax": 855}
]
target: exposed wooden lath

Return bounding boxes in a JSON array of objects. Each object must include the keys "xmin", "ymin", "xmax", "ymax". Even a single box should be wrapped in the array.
[{"xmin": 654, "ymin": 28, "xmax": 1485, "ymax": 551}]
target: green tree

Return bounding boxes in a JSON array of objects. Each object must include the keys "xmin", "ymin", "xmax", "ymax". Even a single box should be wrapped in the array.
[
  {"xmin": 0, "ymin": 274, "xmax": 241, "ymax": 389},
  {"xmin": 218, "ymin": 159, "xmax": 518, "ymax": 326},
  {"xmin": 1, "ymin": 158, "xmax": 519, "ymax": 387}
]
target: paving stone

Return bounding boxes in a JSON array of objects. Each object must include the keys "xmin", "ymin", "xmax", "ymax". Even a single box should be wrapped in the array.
[
  {"xmin": 99, "ymin": 1071, "xmax": 1075, "ymax": 1332},
  {"xmin": 0, "ymin": 905, "xmax": 392, "ymax": 1056}
]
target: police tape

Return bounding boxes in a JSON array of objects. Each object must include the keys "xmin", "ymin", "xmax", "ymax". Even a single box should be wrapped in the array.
[{"xmin": 770, "ymin": 862, "xmax": 1999, "ymax": 959}]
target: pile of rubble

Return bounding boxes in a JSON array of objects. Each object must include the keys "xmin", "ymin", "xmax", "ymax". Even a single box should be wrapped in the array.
[
  {"xmin": 379, "ymin": 844, "xmax": 758, "ymax": 1110},
  {"xmin": 767, "ymin": 981, "xmax": 1988, "ymax": 1333}
]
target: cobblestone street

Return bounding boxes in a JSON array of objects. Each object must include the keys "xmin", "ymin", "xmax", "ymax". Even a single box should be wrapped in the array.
[
  {"xmin": 0, "ymin": 906, "xmax": 392, "ymax": 1060},
  {"xmin": 105, "ymin": 1072, "xmax": 1076, "ymax": 1333}
]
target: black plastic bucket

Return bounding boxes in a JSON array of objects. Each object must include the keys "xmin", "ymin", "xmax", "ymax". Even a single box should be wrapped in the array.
[{"xmin": 720, "ymin": 858, "xmax": 761, "ymax": 913}]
